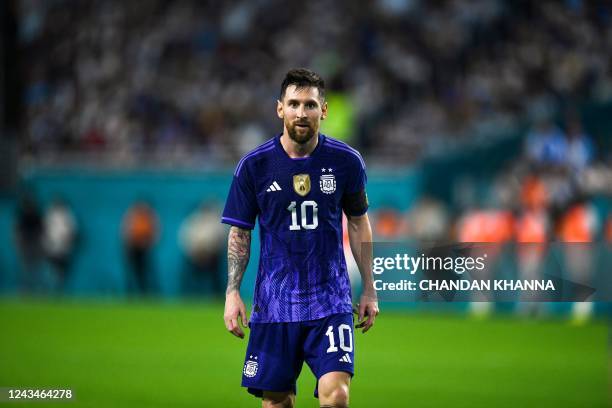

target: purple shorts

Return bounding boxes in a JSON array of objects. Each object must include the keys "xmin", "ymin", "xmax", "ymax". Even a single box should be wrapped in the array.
[{"xmin": 241, "ymin": 313, "xmax": 355, "ymax": 398}]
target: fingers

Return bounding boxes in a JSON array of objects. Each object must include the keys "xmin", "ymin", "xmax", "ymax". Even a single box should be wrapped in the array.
[
  {"xmin": 355, "ymin": 311, "xmax": 368, "ymax": 330},
  {"xmin": 233, "ymin": 320, "xmax": 245, "ymax": 338},
  {"xmin": 355, "ymin": 303, "xmax": 367, "ymax": 329},
  {"xmin": 240, "ymin": 304, "xmax": 248, "ymax": 327},
  {"xmin": 357, "ymin": 304, "xmax": 379, "ymax": 333},
  {"xmin": 358, "ymin": 302, "xmax": 365, "ymax": 323},
  {"xmin": 226, "ymin": 317, "xmax": 245, "ymax": 338},
  {"xmin": 224, "ymin": 308, "xmax": 247, "ymax": 339},
  {"xmin": 362, "ymin": 308, "xmax": 377, "ymax": 333},
  {"xmin": 224, "ymin": 295, "xmax": 248, "ymax": 339}
]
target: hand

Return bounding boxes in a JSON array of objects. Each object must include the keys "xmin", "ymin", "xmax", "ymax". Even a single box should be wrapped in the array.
[
  {"xmin": 355, "ymin": 293, "xmax": 379, "ymax": 333},
  {"xmin": 224, "ymin": 290, "xmax": 249, "ymax": 338}
]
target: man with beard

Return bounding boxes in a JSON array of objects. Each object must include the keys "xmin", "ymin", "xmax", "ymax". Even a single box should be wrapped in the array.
[{"xmin": 222, "ymin": 68, "xmax": 378, "ymax": 408}]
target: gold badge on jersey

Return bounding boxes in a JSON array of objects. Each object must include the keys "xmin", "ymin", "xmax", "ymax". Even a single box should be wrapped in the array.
[{"xmin": 293, "ymin": 174, "xmax": 311, "ymax": 196}]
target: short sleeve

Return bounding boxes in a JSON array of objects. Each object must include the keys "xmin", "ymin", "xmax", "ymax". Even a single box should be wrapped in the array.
[
  {"xmin": 342, "ymin": 152, "xmax": 368, "ymax": 216},
  {"xmin": 345, "ymin": 153, "xmax": 367, "ymax": 194},
  {"xmin": 221, "ymin": 164, "xmax": 259, "ymax": 229}
]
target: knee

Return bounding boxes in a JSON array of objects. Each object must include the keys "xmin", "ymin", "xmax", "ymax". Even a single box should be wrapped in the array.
[
  {"xmin": 320, "ymin": 384, "xmax": 349, "ymax": 407},
  {"xmin": 262, "ymin": 401, "xmax": 293, "ymax": 408},
  {"xmin": 262, "ymin": 392, "xmax": 294, "ymax": 408}
]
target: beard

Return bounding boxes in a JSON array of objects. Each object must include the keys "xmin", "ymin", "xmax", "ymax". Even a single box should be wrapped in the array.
[{"xmin": 287, "ymin": 120, "xmax": 317, "ymax": 144}]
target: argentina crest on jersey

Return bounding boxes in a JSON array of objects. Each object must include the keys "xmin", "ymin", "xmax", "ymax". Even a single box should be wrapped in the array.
[{"xmin": 319, "ymin": 168, "xmax": 336, "ymax": 194}]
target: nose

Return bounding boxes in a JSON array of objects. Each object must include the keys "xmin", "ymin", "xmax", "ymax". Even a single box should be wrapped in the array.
[{"xmin": 296, "ymin": 104, "xmax": 306, "ymax": 118}]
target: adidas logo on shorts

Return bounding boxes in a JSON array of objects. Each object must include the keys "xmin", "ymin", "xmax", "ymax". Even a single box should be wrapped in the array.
[{"xmin": 339, "ymin": 353, "xmax": 352, "ymax": 363}]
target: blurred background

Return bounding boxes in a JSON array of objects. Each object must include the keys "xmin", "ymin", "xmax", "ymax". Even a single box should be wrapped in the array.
[{"xmin": 0, "ymin": 0, "xmax": 610, "ymax": 407}]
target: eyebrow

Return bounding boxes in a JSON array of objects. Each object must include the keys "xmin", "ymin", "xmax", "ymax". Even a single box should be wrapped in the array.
[{"xmin": 286, "ymin": 98, "xmax": 320, "ymax": 105}]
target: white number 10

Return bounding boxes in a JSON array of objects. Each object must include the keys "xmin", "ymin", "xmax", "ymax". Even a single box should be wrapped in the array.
[
  {"xmin": 325, "ymin": 324, "xmax": 353, "ymax": 353},
  {"xmin": 287, "ymin": 200, "xmax": 318, "ymax": 230}
]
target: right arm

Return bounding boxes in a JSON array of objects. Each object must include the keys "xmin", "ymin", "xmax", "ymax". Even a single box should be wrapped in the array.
[{"xmin": 223, "ymin": 226, "xmax": 251, "ymax": 338}]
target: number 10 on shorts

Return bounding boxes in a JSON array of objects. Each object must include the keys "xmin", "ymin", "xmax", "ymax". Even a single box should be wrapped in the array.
[{"xmin": 325, "ymin": 324, "xmax": 353, "ymax": 353}]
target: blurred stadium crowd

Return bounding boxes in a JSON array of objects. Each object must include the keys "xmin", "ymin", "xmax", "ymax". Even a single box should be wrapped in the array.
[
  {"xmin": 16, "ymin": 0, "xmax": 612, "ymax": 165},
  {"xmin": 4, "ymin": 0, "xmax": 612, "ymax": 319}
]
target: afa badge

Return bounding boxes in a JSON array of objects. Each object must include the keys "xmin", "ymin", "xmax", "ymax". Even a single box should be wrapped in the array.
[
  {"xmin": 320, "ymin": 174, "xmax": 336, "ymax": 194},
  {"xmin": 293, "ymin": 174, "xmax": 311, "ymax": 196},
  {"xmin": 243, "ymin": 355, "xmax": 259, "ymax": 378}
]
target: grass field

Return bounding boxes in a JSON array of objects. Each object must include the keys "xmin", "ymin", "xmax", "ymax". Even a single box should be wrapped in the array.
[{"xmin": 0, "ymin": 299, "xmax": 609, "ymax": 407}]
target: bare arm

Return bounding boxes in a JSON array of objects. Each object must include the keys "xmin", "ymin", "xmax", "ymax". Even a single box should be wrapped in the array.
[
  {"xmin": 347, "ymin": 213, "xmax": 379, "ymax": 333},
  {"xmin": 224, "ymin": 226, "xmax": 251, "ymax": 338},
  {"xmin": 226, "ymin": 226, "xmax": 251, "ymax": 294}
]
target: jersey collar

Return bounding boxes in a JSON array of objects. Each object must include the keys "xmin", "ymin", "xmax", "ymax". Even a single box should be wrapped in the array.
[{"xmin": 275, "ymin": 133, "xmax": 326, "ymax": 161}]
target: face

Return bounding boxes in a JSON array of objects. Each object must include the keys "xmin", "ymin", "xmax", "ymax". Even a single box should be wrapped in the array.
[{"xmin": 277, "ymin": 85, "xmax": 327, "ymax": 144}]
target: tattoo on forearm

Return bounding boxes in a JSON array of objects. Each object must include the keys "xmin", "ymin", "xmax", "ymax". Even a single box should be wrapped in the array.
[{"xmin": 227, "ymin": 226, "xmax": 251, "ymax": 294}]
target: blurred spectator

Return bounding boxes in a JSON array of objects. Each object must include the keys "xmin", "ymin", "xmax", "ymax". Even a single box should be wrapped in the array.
[
  {"xmin": 520, "ymin": 175, "xmax": 549, "ymax": 211},
  {"xmin": 456, "ymin": 209, "xmax": 514, "ymax": 244},
  {"xmin": 456, "ymin": 208, "xmax": 514, "ymax": 316},
  {"xmin": 525, "ymin": 120, "xmax": 568, "ymax": 169},
  {"xmin": 372, "ymin": 206, "xmax": 408, "ymax": 240},
  {"xmin": 407, "ymin": 197, "xmax": 449, "ymax": 242},
  {"xmin": 407, "ymin": 197, "xmax": 453, "ymax": 303},
  {"xmin": 514, "ymin": 173, "xmax": 550, "ymax": 307},
  {"xmin": 557, "ymin": 200, "xmax": 598, "ymax": 243},
  {"xmin": 565, "ymin": 118, "xmax": 595, "ymax": 174},
  {"xmin": 178, "ymin": 202, "xmax": 225, "ymax": 297},
  {"xmin": 515, "ymin": 176, "xmax": 550, "ymax": 244},
  {"xmin": 122, "ymin": 200, "xmax": 158, "ymax": 295},
  {"xmin": 556, "ymin": 200, "xmax": 599, "ymax": 323},
  {"xmin": 43, "ymin": 196, "xmax": 78, "ymax": 292},
  {"xmin": 14, "ymin": 192, "xmax": 45, "ymax": 293}
]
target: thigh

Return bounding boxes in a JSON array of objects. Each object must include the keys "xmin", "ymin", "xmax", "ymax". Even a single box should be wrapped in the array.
[
  {"xmin": 242, "ymin": 322, "xmax": 304, "ymax": 398},
  {"xmin": 303, "ymin": 313, "xmax": 355, "ymax": 397}
]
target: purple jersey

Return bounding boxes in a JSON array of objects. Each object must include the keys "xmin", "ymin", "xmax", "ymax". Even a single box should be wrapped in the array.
[{"xmin": 222, "ymin": 134, "xmax": 367, "ymax": 323}]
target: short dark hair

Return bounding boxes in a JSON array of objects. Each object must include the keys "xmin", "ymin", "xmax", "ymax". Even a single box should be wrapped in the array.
[{"xmin": 280, "ymin": 68, "xmax": 325, "ymax": 101}]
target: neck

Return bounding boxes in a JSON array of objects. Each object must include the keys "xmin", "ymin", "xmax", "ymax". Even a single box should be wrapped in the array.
[{"xmin": 280, "ymin": 131, "xmax": 319, "ymax": 158}]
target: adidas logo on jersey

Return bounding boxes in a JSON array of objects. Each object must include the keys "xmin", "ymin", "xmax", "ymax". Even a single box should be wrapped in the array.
[
  {"xmin": 339, "ymin": 353, "xmax": 352, "ymax": 363},
  {"xmin": 266, "ymin": 181, "xmax": 282, "ymax": 192}
]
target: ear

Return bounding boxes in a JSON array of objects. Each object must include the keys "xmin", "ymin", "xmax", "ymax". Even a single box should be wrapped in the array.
[
  {"xmin": 321, "ymin": 101, "xmax": 328, "ymax": 120},
  {"xmin": 277, "ymin": 100, "xmax": 284, "ymax": 119}
]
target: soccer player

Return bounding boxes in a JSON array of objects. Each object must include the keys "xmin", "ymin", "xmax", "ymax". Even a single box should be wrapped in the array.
[{"xmin": 222, "ymin": 68, "xmax": 378, "ymax": 408}]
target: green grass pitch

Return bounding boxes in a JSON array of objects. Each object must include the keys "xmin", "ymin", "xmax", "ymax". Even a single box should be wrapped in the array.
[{"xmin": 0, "ymin": 299, "xmax": 608, "ymax": 407}]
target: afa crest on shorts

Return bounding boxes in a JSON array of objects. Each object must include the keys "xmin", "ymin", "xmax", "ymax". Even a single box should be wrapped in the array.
[
  {"xmin": 319, "ymin": 173, "xmax": 336, "ymax": 194},
  {"xmin": 243, "ymin": 355, "xmax": 258, "ymax": 378}
]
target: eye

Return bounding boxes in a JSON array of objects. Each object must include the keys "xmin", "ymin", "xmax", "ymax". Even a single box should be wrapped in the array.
[
  {"xmin": 306, "ymin": 102, "xmax": 317, "ymax": 109},
  {"xmin": 289, "ymin": 101, "xmax": 298, "ymax": 108}
]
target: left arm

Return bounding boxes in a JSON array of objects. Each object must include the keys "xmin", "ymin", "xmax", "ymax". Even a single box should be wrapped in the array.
[{"xmin": 346, "ymin": 213, "xmax": 379, "ymax": 333}]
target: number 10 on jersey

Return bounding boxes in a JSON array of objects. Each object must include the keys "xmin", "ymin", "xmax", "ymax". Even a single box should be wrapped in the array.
[{"xmin": 287, "ymin": 201, "xmax": 318, "ymax": 230}]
